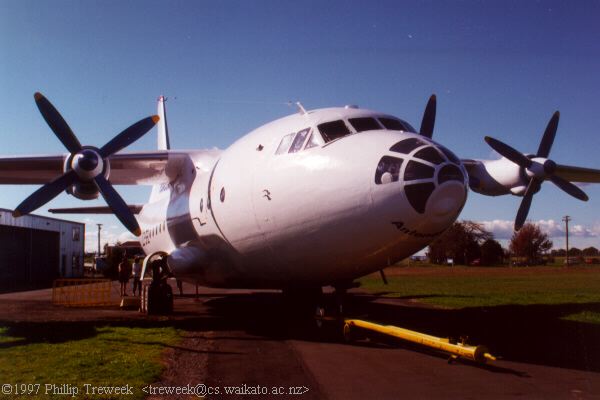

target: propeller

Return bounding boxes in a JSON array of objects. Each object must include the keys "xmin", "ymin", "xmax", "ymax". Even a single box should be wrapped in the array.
[
  {"xmin": 484, "ymin": 111, "xmax": 588, "ymax": 231},
  {"xmin": 13, "ymin": 92, "xmax": 159, "ymax": 236},
  {"xmin": 419, "ymin": 94, "xmax": 436, "ymax": 138}
]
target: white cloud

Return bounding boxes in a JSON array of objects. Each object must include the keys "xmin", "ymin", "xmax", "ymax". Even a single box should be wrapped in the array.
[
  {"xmin": 118, "ymin": 231, "xmax": 136, "ymax": 243},
  {"xmin": 480, "ymin": 219, "xmax": 513, "ymax": 239},
  {"xmin": 479, "ymin": 219, "xmax": 600, "ymax": 240},
  {"xmin": 84, "ymin": 224, "xmax": 141, "ymax": 253}
]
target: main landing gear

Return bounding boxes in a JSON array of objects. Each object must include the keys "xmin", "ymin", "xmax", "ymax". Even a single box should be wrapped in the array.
[{"xmin": 140, "ymin": 256, "xmax": 173, "ymax": 315}]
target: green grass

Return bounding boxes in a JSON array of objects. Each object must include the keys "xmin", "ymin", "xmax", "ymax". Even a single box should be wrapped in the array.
[
  {"xmin": 0, "ymin": 325, "xmax": 179, "ymax": 399},
  {"xmin": 360, "ymin": 268, "xmax": 600, "ymax": 323},
  {"xmin": 561, "ymin": 311, "xmax": 600, "ymax": 324}
]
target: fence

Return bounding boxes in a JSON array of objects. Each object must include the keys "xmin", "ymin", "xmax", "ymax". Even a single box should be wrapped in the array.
[{"xmin": 52, "ymin": 279, "xmax": 114, "ymax": 306}]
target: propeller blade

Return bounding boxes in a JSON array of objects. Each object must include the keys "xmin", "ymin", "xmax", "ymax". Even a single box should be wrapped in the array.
[
  {"xmin": 515, "ymin": 179, "xmax": 542, "ymax": 231},
  {"xmin": 13, "ymin": 170, "xmax": 78, "ymax": 217},
  {"xmin": 94, "ymin": 175, "xmax": 141, "ymax": 236},
  {"xmin": 419, "ymin": 94, "xmax": 436, "ymax": 138},
  {"xmin": 99, "ymin": 115, "xmax": 160, "ymax": 158},
  {"xmin": 485, "ymin": 136, "xmax": 533, "ymax": 169},
  {"xmin": 549, "ymin": 175, "xmax": 589, "ymax": 201},
  {"xmin": 34, "ymin": 92, "xmax": 82, "ymax": 154},
  {"xmin": 537, "ymin": 111, "xmax": 559, "ymax": 158}
]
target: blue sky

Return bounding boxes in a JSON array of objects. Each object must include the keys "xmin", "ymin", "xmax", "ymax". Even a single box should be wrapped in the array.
[{"xmin": 1, "ymin": 0, "xmax": 599, "ymax": 252}]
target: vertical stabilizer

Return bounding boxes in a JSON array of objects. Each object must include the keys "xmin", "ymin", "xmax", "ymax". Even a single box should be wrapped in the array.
[
  {"xmin": 150, "ymin": 96, "xmax": 171, "ymax": 203},
  {"xmin": 157, "ymin": 95, "xmax": 171, "ymax": 150}
]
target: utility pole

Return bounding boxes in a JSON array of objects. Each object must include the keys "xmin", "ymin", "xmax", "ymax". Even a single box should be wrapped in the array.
[
  {"xmin": 562, "ymin": 216, "xmax": 571, "ymax": 267},
  {"xmin": 97, "ymin": 223, "xmax": 103, "ymax": 256}
]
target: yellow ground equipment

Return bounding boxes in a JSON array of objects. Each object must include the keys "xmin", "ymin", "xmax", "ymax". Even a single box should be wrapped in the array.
[
  {"xmin": 52, "ymin": 279, "xmax": 114, "ymax": 306},
  {"xmin": 343, "ymin": 318, "xmax": 496, "ymax": 364}
]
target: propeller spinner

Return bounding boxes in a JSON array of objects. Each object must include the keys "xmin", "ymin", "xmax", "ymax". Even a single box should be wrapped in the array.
[
  {"xmin": 13, "ymin": 92, "xmax": 159, "ymax": 236},
  {"xmin": 484, "ymin": 111, "xmax": 588, "ymax": 231}
]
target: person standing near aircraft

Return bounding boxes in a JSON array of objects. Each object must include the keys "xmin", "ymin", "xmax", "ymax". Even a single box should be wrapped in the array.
[
  {"xmin": 131, "ymin": 257, "xmax": 142, "ymax": 296},
  {"xmin": 118, "ymin": 255, "xmax": 132, "ymax": 297}
]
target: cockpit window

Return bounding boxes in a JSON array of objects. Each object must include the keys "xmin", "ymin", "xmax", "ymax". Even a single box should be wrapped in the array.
[
  {"xmin": 318, "ymin": 120, "xmax": 351, "ymax": 142},
  {"xmin": 305, "ymin": 132, "xmax": 320, "ymax": 149},
  {"xmin": 375, "ymin": 156, "xmax": 403, "ymax": 184},
  {"xmin": 288, "ymin": 128, "xmax": 310, "ymax": 153},
  {"xmin": 438, "ymin": 145, "xmax": 460, "ymax": 164},
  {"xmin": 414, "ymin": 147, "xmax": 445, "ymax": 165},
  {"xmin": 405, "ymin": 160, "xmax": 435, "ymax": 181},
  {"xmin": 438, "ymin": 164, "xmax": 464, "ymax": 184},
  {"xmin": 379, "ymin": 117, "xmax": 415, "ymax": 132},
  {"xmin": 390, "ymin": 138, "xmax": 426, "ymax": 154},
  {"xmin": 349, "ymin": 117, "xmax": 381, "ymax": 133},
  {"xmin": 405, "ymin": 183, "xmax": 435, "ymax": 214},
  {"xmin": 275, "ymin": 132, "xmax": 295, "ymax": 155}
]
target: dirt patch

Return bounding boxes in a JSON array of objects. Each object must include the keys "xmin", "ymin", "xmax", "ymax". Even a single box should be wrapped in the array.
[{"xmin": 147, "ymin": 331, "xmax": 212, "ymax": 400}]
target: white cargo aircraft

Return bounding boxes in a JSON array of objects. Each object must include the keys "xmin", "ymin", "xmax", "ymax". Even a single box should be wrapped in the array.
[{"xmin": 1, "ymin": 93, "xmax": 599, "ymax": 309}]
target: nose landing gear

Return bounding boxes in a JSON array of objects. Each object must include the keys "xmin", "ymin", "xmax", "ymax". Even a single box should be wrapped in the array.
[{"xmin": 313, "ymin": 282, "xmax": 361, "ymax": 334}]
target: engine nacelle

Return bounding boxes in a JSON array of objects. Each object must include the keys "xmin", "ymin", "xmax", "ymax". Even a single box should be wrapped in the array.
[
  {"xmin": 467, "ymin": 158, "xmax": 531, "ymax": 197},
  {"xmin": 167, "ymin": 244, "xmax": 208, "ymax": 278},
  {"xmin": 67, "ymin": 181, "xmax": 100, "ymax": 200}
]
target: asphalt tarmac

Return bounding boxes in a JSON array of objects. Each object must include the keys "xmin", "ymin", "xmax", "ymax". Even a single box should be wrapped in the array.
[{"xmin": 1, "ymin": 281, "xmax": 599, "ymax": 399}]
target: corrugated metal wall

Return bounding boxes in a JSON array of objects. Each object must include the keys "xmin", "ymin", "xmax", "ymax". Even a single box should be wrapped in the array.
[
  {"xmin": 0, "ymin": 225, "xmax": 60, "ymax": 291},
  {"xmin": 0, "ymin": 209, "xmax": 85, "ymax": 292}
]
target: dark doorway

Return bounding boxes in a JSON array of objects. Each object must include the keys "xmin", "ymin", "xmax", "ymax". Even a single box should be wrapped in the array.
[{"xmin": 0, "ymin": 225, "xmax": 60, "ymax": 292}]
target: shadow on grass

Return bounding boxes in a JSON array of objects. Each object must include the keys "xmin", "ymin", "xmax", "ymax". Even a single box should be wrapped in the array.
[{"xmin": 1, "ymin": 292, "xmax": 599, "ymax": 373}]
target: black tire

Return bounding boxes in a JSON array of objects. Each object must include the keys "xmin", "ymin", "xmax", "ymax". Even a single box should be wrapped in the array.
[{"xmin": 146, "ymin": 283, "xmax": 173, "ymax": 315}]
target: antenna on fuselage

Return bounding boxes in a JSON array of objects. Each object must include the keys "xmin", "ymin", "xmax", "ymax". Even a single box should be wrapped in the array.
[{"xmin": 295, "ymin": 101, "xmax": 307, "ymax": 115}]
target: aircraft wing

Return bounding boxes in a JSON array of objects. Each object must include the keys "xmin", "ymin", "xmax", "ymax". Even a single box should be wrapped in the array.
[
  {"xmin": 0, "ymin": 155, "xmax": 64, "ymax": 184},
  {"xmin": 0, "ymin": 150, "xmax": 191, "ymax": 185},
  {"xmin": 554, "ymin": 164, "xmax": 600, "ymax": 183}
]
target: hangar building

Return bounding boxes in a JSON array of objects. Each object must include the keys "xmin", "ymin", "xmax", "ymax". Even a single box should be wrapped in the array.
[{"xmin": 0, "ymin": 208, "xmax": 85, "ymax": 292}]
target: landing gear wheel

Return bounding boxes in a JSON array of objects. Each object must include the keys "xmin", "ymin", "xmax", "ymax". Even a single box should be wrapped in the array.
[
  {"xmin": 281, "ymin": 287, "xmax": 323, "ymax": 317},
  {"xmin": 143, "ymin": 283, "xmax": 173, "ymax": 315}
]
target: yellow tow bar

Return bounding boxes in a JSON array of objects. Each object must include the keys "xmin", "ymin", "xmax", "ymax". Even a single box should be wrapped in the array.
[{"xmin": 343, "ymin": 319, "xmax": 496, "ymax": 364}]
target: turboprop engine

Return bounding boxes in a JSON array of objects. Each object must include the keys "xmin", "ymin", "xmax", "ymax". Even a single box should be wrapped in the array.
[{"xmin": 467, "ymin": 112, "xmax": 588, "ymax": 230}]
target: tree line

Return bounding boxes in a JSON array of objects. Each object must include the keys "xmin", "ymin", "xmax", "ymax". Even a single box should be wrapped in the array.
[{"xmin": 426, "ymin": 221, "xmax": 598, "ymax": 266}]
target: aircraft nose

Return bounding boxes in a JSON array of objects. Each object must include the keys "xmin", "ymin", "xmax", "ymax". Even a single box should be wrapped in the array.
[
  {"xmin": 429, "ymin": 182, "xmax": 466, "ymax": 216},
  {"xmin": 373, "ymin": 136, "xmax": 468, "ymax": 232}
]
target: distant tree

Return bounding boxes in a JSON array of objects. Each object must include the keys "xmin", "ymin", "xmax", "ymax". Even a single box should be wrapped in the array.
[
  {"xmin": 582, "ymin": 247, "xmax": 599, "ymax": 256},
  {"xmin": 509, "ymin": 223, "xmax": 552, "ymax": 265},
  {"xmin": 428, "ymin": 221, "xmax": 492, "ymax": 265},
  {"xmin": 551, "ymin": 249, "xmax": 567, "ymax": 257},
  {"xmin": 569, "ymin": 247, "xmax": 582, "ymax": 256},
  {"xmin": 480, "ymin": 239, "xmax": 505, "ymax": 266}
]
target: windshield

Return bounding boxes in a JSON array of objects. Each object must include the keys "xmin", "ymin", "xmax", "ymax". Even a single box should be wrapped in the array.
[
  {"xmin": 379, "ymin": 117, "xmax": 416, "ymax": 133},
  {"xmin": 349, "ymin": 117, "xmax": 381, "ymax": 132},
  {"xmin": 318, "ymin": 120, "xmax": 352, "ymax": 142}
]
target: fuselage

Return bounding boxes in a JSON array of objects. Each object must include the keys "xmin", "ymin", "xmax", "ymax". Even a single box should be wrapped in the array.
[{"xmin": 137, "ymin": 107, "xmax": 468, "ymax": 288}]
